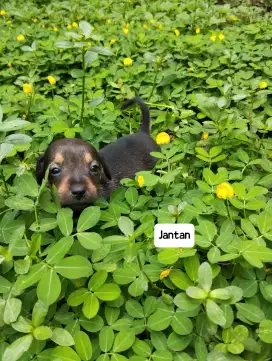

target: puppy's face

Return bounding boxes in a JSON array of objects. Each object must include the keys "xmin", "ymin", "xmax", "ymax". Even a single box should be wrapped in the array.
[{"xmin": 36, "ymin": 139, "xmax": 111, "ymax": 210}]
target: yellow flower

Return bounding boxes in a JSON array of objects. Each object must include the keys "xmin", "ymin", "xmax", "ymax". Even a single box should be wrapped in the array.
[
  {"xmin": 143, "ymin": 23, "xmax": 148, "ymax": 29},
  {"xmin": 201, "ymin": 132, "xmax": 209, "ymax": 140},
  {"xmin": 259, "ymin": 81, "xmax": 268, "ymax": 89},
  {"xmin": 124, "ymin": 23, "xmax": 129, "ymax": 29},
  {"xmin": 67, "ymin": 24, "xmax": 72, "ymax": 30},
  {"xmin": 107, "ymin": 19, "xmax": 111, "ymax": 24},
  {"xmin": 123, "ymin": 57, "xmax": 133, "ymax": 66},
  {"xmin": 7, "ymin": 62, "xmax": 12, "ymax": 68},
  {"xmin": 218, "ymin": 33, "xmax": 225, "ymax": 41},
  {"xmin": 188, "ymin": 67, "xmax": 193, "ymax": 72},
  {"xmin": 23, "ymin": 83, "xmax": 33, "ymax": 94},
  {"xmin": 33, "ymin": 18, "xmax": 38, "ymax": 23},
  {"xmin": 123, "ymin": 27, "xmax": 129, "ymax": 35},
  {"xmin": 53, "ymin": 26, "xmax": 58, "ymax": 32},
  {"xmin": 210, "ymin": 34, "xmax": 216, "ymax": 42},
  {"xmin": 137, "ymin": 175, "xmax": 144, "ymax": 188},
  {"xmin": 16, "ymin": 34, "xmax": 25, "ymax": 41},
  {"xmin": 230, "ymin": 15, "xmax": 238, "ymax": 21},
  {"xmin": 160, "ymin": 269, "xmax": 171, "ymax": 280},
  {"xmin": 110, "ymin": 39, "xmax": 117, "ymax": 45},
  {"xmin": 0, "ymin": 9, "xmax": 7, "ymax": 16},
  {"xmin": 174, "ymin": 29, "xmax": 180, "ymax": 36},
  {"xmin": 47, "ymin": 75, "xmax": 56, "ymax": 86},
  {"xmin": 72, "ymin": 22, "xmax": 78, "ymax": 28},
  {"xmin": 157, "ymin": 24, "xmax": 163, "ymax": 31},
  {"xmin": 196, "ymin": 27, "xmax": 200, "ymax": 34},
  {"xmin": 156, "ymin": 132, "xmax": 170, "ymax": 145},
  {"xmin": 216, "ymin": 183, "xmax": 234, "ymax": 200}
]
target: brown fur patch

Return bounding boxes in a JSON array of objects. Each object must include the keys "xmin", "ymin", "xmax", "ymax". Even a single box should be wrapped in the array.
[
  {"xmin": 86, "ymin": 177, "xmax": 97, "ymax": 196},
  {"xmin": 58, "ymin": 176, "xmax": 70, "ymax": 194},
  {"xmin": 84, "ymin": 152, "xmax": 93, "ymax": 163},
  {"xmin": 55, "ymin": 153, "xmax": 64, "ymax": 164}
]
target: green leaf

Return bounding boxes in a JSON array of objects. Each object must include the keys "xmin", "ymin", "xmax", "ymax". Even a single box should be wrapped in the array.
[
  {"xmin": 51, "ymin": 328, "xmax": 74, "ymax": 346},
  {"xmin": 37, "ymin": 269, "xmax": 61, "ymax": 306},
  {"xmin": 102, "ymin": 235, "xmax": 129, "ymax": 245},
  {"xmin": 15, "ymin": 173, "xmax": 38, "ymax": 198},
  {"xmin": 88, "ymin": 271, "xmax": 108, "ymax": 291},
  {"xmin": 227, "ymin": 343, "xmax": 244, "ymax": 354},
  {"xmin": 30, "ymin": 218, "xmax": 58, "ymax": 232},
  {"xmin": 33, "ymin": 326, "xmax": 53, "ymax": 340},
  {"xmin": 74, "ymin": 331, "xmax": 92, "ymax": 360},
  {"xmin": 258, "ymin": 320, "xmax": 272, "ymax": 343},
  {"xmin": 198, "ymin": 262, "xmax": 213, "ymax": 293},
  {"xmin": 45, "ymin": 236, "xmax": 74, "ymax": 265},
  {"xmin": 57, "ymin": 208, "xmax": 73, "ymax": 236},
  {"xmin": 209, "ymin": 288, "xmax": 231, "ymax": 300},
  {"xmin": 236, "ymin": 303, "xmax": 265, "ymax": 323},
  {"xmin": 194, "ymin": 336, "xmax": 208, "ymax": 361},
  {"xmin": 167, "ymin": 333, "xmax": 191, "ymax": 352},
  {"xmin": 67, "ymin": 288, "xmax": 89, "ymax": 307},
  {"xmin": 77, "ymin": 232, "xmax": 102, "ymax": 250},
  {"xmin": 79, "ymin": 21, "xmax": 92, "ymax": 38},
  {"xmin": 77, "ymin": 206, "xmax": 101, "ymax": 232},
  {"xmin": 0, "ymin": 143, "xmax": 14, "ymax": 163},
  {"xmin": 4, "ymin": 298, "xmax": 22, "ymax": 324},
  {"xmin": 55, "ymin": 41, "xmax": 74, "ymax": 48},
  {"xmin": 171, "ymin": 313, "xmax": 193, "ymax": 335},
  {"xmin": 11, "ymin": 316, "xmax": 33, "ymax": 333},
  {"xmin": 2, "ymin": 334, "xmax": 33, "ymax": 361},
  {"xmin": 174, "ymin": 293, "xmax": 201, "ymax": 310},
  {"xmin": 94, "ymin": 283, "xmax": 121, "ymax": 301},
  {"xmin": 5, "ymin": 195, "xmax": 34, "ymax": 210},
  {"xmin": 52, "ymin": 346, "xmax": 80, "ymax": 361},
  {"xmin": 147, "ymin": 309, "xmax": 173, "ymax": 331},
  {"xmin": 245, "ymin": 186, "xmax": 268, "ymax": 200},
  {"xmin": 112, "ymin": 330, "xmax": 135, "ymax": 353},
  {"xmin": 91, "ymin": 46, "xmax": 113, "ymax": 56},
  {"xmin": 84, "ymin": 51, "xmax": 98, "ymax": 67},
  {"xmin": 196, "ymin": 220, "xmax": 217, "ymax": 243},
  {"xmin": 125, "ymin": 188, "xmax": 138, "ymax": 206},
  {"xmin": 153, "ymin": 350, "xmax": 173, "ymax": 361},
  {"xmin": 55, "ymin": 256, "xmax": 92, "ymax": 279},
  {"xmin": 1, "ymin": 119, "xmax": 30, "ymax": 132},
  {"xmin": 32, "ymin": 300, "xmax": 48, "ymax": 328},
  {"xmin": 0, "ymin": 275, "xmax": 11, "ymax": 293},
  {"xmin": 157, "ymin": 249, "xmax": 180, "ymax": 265},
  {"xmin": 83, "ymin": 293, "xmax": 99, "ymax": 319},
  {"xmin": 206, "ymin": 300, "xmax": 226, "ymax": 326},
  {"xmin": 126, "ymin": 300, "xmax": 144, "ymax": 318},
  {"xmin": 241, "ymin": 219, "xmax": 258, "ymax": 239},
  {"xmin": 169, "ymin": 270, "xmax": 193, "ymax": 290},
  {"xmin": 183, "ymin": 255, "xmax": 200, "ymax": 282},
  {"xmin": 132, "ymin": 339, "xmax": 151, "ymax": 357},
  {"xmin": 186, "ymin": 286, "xmax": 207, "ymax": 300},
  {"xmin": 99, "ymin": 326, "xmax": 114, "ymax": 352},
  {"xmin": 118, "ymin": 216, "xmax": 134, "ymax": 236}
]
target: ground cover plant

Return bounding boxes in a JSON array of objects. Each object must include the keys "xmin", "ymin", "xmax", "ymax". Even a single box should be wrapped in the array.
[{"xmin": 0, "ymin": 0, "xmax": 272, "ymax": 360}]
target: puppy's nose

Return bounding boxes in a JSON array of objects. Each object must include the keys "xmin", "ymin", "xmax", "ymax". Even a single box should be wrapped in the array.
[{"xmin": 70, "ymin": 185, "xmax": 86, "ymax": 200}]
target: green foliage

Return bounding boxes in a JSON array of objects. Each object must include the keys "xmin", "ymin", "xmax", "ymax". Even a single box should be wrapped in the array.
[{"xmin": 0, "ymin": 0, "xmax": 272, "ymax": 360}]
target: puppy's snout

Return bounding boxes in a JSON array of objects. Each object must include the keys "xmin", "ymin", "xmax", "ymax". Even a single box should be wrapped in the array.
[{"xmin": 70, "ymin": 185, "xmax": 86, "ymax": 200}]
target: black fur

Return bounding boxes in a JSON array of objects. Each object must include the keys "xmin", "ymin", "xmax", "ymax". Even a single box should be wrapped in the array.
[{"xmin": 35, "ymin": 97, "xmax": 159, "ymax": 209}]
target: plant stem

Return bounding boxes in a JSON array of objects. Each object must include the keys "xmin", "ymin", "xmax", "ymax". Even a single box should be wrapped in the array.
[
  {"xmin": 148, "ymin": 62, "xmax": 159, "ymax": 102},
  {"xmin": 0, "ymin": 169, "xmax": 9, "ymax": 196},
  {"xmin": 80, "ymin": 50, "xmax": 86, "ymax": 127}
]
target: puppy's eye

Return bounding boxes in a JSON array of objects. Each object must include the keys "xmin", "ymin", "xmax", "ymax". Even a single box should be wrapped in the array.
[
  {"xmin": 50, "ymin": 167, "xmax": 61, "ymax": 176},
  {"xmin": 90, "ymin": 164, "xmax": 99, "ymax": 173}
]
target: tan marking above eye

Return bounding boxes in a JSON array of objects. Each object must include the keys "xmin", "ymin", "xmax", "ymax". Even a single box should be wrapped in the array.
[
  {"xmin": 84, "ymin": 152, "xmax": 93, "ymax": 163},
  {"xmin": 55, "ymin": 153, "xmax": 64, "ymax": 164},
  {"xmin": 57, "ymin": 176, "xmax": 70, "ymax": 194},
  {"xmin": 86, "ymin": 177, "xmax": 97, "ymax": 196}
]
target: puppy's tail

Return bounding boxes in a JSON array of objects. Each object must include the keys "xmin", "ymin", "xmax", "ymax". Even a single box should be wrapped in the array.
[{"xmin": 121, "ymin": 96, "xmax": 150, "ymax": 134}]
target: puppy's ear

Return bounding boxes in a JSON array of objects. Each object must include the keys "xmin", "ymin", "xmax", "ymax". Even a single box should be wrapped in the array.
[
  {"xmin": 98, "ymin": 155, "xmax": 111, "ymax": 181},
  {"xmin": 36, "ymin": 155, "xmax": 45, "ymax": 184}
]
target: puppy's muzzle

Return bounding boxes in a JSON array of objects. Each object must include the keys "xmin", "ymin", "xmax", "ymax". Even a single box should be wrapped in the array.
[{"xmin": 70, "ymin": 184, "xmax": 87, "ymax": 200}]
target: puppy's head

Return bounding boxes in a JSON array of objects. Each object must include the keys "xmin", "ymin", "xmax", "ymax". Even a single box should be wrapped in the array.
[{"xmin": 36, "ymin": 138, "xmax": 111, "ymax": 210}]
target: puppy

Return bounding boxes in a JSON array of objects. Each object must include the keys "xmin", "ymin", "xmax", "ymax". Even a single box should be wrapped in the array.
[{"xmin": 36, "ymin": 97, "xmax": 159, "ymax": 210}]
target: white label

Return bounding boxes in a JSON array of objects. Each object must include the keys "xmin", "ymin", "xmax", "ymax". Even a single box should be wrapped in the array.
[{"xmin": 154, "ymin": 224, "xmax": 195, "ymax": 248}]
